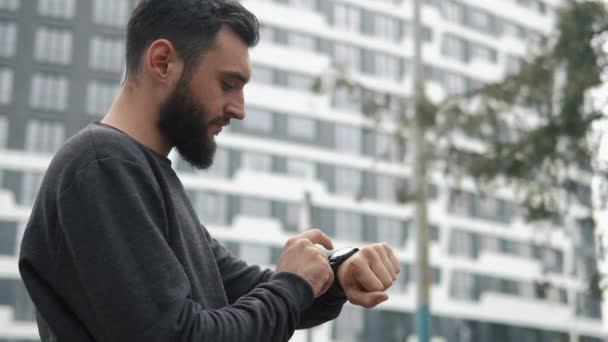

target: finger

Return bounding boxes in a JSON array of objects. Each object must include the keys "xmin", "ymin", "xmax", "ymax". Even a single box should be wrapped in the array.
[
  {"xmin": 318, "ymin": 264, "xmax": 335, "ymax": 296},
  {"xmin": 345, "ymin": 287, "xmax": 388, "ymax": 308},
  {"xmin": 376, "ymin": 244, "xmax": 397, "ymax": 281},
  {"xmin": 300, "ymin": 229, "xmax": 334, "ymax": 250},
  {"xmin": 352, "ymin": 261, "xmax": 385, "ymax": 292},
  {"xmin": 383, "ymin": 244, "xmax": 401, "ymax": 274},
  {"xmin": 370, "ymin": 257, "xmax": 394, "ymax": 289}
]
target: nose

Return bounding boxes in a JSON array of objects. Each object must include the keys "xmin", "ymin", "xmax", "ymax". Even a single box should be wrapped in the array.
[{"xmin": 226, "ymin": 91, "xmax": 245, "ymax": 121}]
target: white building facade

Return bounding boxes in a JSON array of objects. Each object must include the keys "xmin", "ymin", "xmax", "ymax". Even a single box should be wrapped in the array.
[{"xmin": 0, "ymin": 0, "xmax": 605, "ymax": 341}]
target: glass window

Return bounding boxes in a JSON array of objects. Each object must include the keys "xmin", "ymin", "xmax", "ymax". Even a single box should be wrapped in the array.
[
  {"xmin": 240, "ymin": 243, "xmax": 272, "ymax": 266},
  {"xmin": 287, "ymin": 0, "xmax": 317, "ymax": 11},
  {"xmin": 20, "ymin": 171, "xmax": 44, "ymax": 206},
  {"xmin": 451, "ymin": 271, "xmax": 476, "ymax": 301},
  {"xmin": 0, "ymin": 68, "xmax": 13, "ymax": 105},
  {"xmin": 443, "ymin": 0, "xmax": 464, "ymax": 23},
  {"xmin": 86, "ymin": 81, "xmax": 119, "ymax": 116},
  {"xmin": 90, "ymin": 36, "xmax": 125, "ymax": 73},
  {"xmin": 334, "ymin": 124, "xmax": 361, "ymax": 154},
  {"xmin": 287, "ymin": 31, "xmax": 316, "ymax": 51},
  {"xmin": 442, "ymin": 34, "xmax": 468, "ymax": 63},
  {"xmin": 240, "ymin": 197, "xmax": 272, "ymax": 217},
  {"xmin": 259, "ymin": 25, "xmax": 275, "ymax": 44},
  {"xmin": 38, "ymin": 0, "xmax": 75, "ymax": 19},
  {"xmin": 334, "ymin": 167, "xmax": 361, "ymax": 198},
  {"xmin": 470, "ymin": 42, "xmax": 497, "ymax": 64},
  {"xmin": 376, "ymin": 175, "xmax": 397, "ymax": 203},
  {"xmin": 332, "ymin": 86, "xmax": 361, "ymax": 111},
  {"xmin": 205, "ymin": 148, "xmax": 229, "ymax": 178},
  {"xmin": 286, "ymin": 115, "xmax": 316, "ymax": 141},
  {"xmin": 0, "ymin": 220, "xmax": 17, "ymax": 255},
  {"xmin": 374, "ymin": 53, "xmax": 401, "ymax": 81},
  {"xmin": 450, "ymin": 229, "xmax": 476, "ymax": 258},
  {"xmin": 335, "ymin": 211, "xmax": 362, "ymax": 242},
  {"xmin": 444, "ymin": 71, "xmax": 468, "ymax": 95},
  {"xmin": 377, "ymin": 217, "xmax": 403, "ymax": 245},
  {"xmin": 333, "ymin": 305, "xmax": 364, "ymax": 341},
  {"xmin": 286, "ymin": 159, "xmax": 316, "ymax": 179},
  {"xmin": 0, "ymin": 115, "xmax": 7, "ymax": 148},
  {"xmin": 286, "ymin": 72, "xmax": 315, "ymax": 91},
  {"xmin": 243, "ymin": 108, "xmax": 273, "ymax": 133},
  {"xmin": 252, "ymin": 65, "xmax": 274, "ymax": 85},
  {"xmin": 24, "ymin": 119, "xmax": 65, "ymax": 153},
  {"xmin": 93, "ymin": 0, "xmax": 130, "ymax": 27},
  {"xmin": 333, "ymin": 43, "xmax": 361, "ymax": 71},
  {"xmin": 0, "ymin": 21, "xmax": 17, "ymax": 57},
  {"xmin": 0, "ymin": 0, "xmax": 19, "ymax": 11},
  {"xmin": 34, "ymin": 27, "xmax": 73, "ymax": 65},
  {"xmin": 191, "ymin": 191, "xmax": 227, "ymax": 225},
  {"xmin": 467, "ymin": 7, "xmax": 493, "ymax": 33},
  {"xmin": 30, "ymin": 73, "xmax": 69, "ymax": 111},
  {"xmin": 241, "ymin": 151, "xmax": 272, "ymax": 172},
  {"xmin": 334, "ymin": 3, "xmax": 361, "ymax": 32},
  {"xmin": 374, "ymin": 14, "xmax": 400, "ymax": 42}
]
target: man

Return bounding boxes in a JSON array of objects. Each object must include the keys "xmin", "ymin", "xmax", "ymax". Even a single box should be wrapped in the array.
[{"xmin": 19, "ymin": 0, "xmax": 400, "ymax": 341}]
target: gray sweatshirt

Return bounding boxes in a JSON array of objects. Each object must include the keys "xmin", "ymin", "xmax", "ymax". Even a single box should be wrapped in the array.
[{"xmin": 19, "ymin": 122, "xmax": 345, "ymax": 342}]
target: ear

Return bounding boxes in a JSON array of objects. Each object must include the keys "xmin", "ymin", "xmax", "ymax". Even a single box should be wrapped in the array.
[{"xmin": 145, "ymin": 39, "xmax": 183, "ymax": 85}]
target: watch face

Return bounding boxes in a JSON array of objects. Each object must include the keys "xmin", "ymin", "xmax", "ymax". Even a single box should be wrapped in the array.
[{"xmin": 332, "ymin": 248, "xmax": 356, "ymax": 259}]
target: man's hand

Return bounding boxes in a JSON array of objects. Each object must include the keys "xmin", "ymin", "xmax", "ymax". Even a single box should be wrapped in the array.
[
  {"xmin": 337, "ymin": 243, "xmax": 400, "ymax": 308},
  {"xmin": 275, "ymin": 229, "xmax": 335, "ymax": 298}
]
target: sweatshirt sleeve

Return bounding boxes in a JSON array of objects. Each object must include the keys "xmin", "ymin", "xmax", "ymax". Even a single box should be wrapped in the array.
[
  {"xmin": 51, "ymin": 158, "xmax": 313, "ymax": 342},
  {"xmin": 209, "ymin": 234, "xmax": 346, "ymax": 329}
]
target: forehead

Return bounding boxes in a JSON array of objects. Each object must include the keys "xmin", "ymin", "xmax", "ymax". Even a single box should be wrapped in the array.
[{"xmin": 196, "ymin": 26, "xmax": 252, "ymax": 80}]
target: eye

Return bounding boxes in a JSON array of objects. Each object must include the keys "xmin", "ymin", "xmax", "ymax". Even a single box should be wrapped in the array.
[{"xmin": 222, "ymin": 82, "xmax": 235, "ymax": 91}]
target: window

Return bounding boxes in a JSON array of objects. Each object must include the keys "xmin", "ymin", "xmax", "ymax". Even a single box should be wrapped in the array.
[
  {"xmin": 450, "ymin": 230, "xmax": 476, "ymax": 258},
  {"xmin": 373, "ymin": 14, "xmax": 400, "ymax": 42},
  {"xmin": 0, "ymin": 68, "xmax": 13, "ymax": 105},
  {"xmin": 470, "ymin": 42, "xmax": 497, "ymax": 64},
  {"xmin": 241, "ymin": 151, "xmax": 272, "ymax": 172},
  {"xmin": 205, "ymin": 148, "xmax": 229, "ymax": 178},
  {"xmin": 240, "ymin": 243, "xmax": 272, "ymax": 265},
  {"xmin": 377, "ymin": 217, "xmax": 403, "ymax": 245},
  {"xmin": 334, "ymin": 167, "xmax": 361, "ymax": 198},
  {"xmin": 467, "ymin": 7, "xmax": 494, "ymax": 33},
  {"xmin": 287, "ymin": 31, "xmax": 316, "ymax": 51},
  {"xmin": 334, "ymin": 3, "xmax": 361, "ymax": 32},
  {"xmin": 442, "ymin": 34, "xmax": 468, "ymax": 63},
  {"xmin": 240, "ymin": 197, "xmax": 272, "ymax": 217},
  {"xmin": 191, "ymin": 191, "xmax": 227, "ymax": 225},
  {"xmin": 259, "ymin": 25, "xmax": 275, "ymax": 43},
  {"xmin": 286, "ymin": 159, "xmax": 316, "ymax": 179},
  {"xmin": 34, "ymin": 27, "xmax": 73, "ymax": 65},
  {"xmin": 332, "ymin": 86, "xmax": 360, "ymax": 111},
  {"xmin": 86, "ymin": 81, "xmax": 119, "ymax": 116},
  {"xmin": 335, "ymin": 211, "xmax": 362, "ymax": 242},
  {"xmin": 333, "ymin": 306, "xmax": 364, "ymax": 341},
  {"xmin": 376, "ymin": 132, "xmax": 402, "ymax": 161},
  {"xmin": 286, "ymin": 115, "xmax": 316, "ymax": 141},
  {"xmin": 242, "ymin": 108, "xmax": 273, "ymax": 132},
  {"xmin": 286, "ymin": 73, "xmax": 315, "ymax": 91},
  {"xmin": 374, "ymin": 53, "xmax": 401, "ymax": 81},
  {"xmin": 0, "ymin": 21, "xmax": 17, "ymax": 57},
  {"xmin": 252, "ymin": 65, "xmax": 274, "ymax": 84},
  {"xmin": 333, "ymin": 43, "xmax": 361, "ymax": 71},
  {"xmin": 90, "ymin": 36, "xmax": 125, "ymax": 73},
  {"xmin": 38, "ymin": 0, "xmax": 75, "ymax": 19},
  {"xmin": 0, "ymin": 115, "xmax": 7, "ymax": 148},
  {"xmin": 30, "ymin": 74, "xmax": 68, "ymax": 111},
  {"xmin": 0, "ymin": 220, "xmax": 17, "ymax": 255},
  {"xmin": 376, "ymin": 175, "xmax": 397, "ymax": 203},
  {"xmin": 443, "ymin": 0, "xmax": 464, "ymax": 23},
  {"xmin": 444, "ymin": 72, "xmax": 468, "ymax": 95},
  {"xmin": 287, "ymin": 0, "xmax": 316, "ymax": 11},
  {"xmin": 334, "ymin": 124, "xmax": 361, "ymax": 154},
  {"xmin": 20, "ymin": 171, "xmax": 44, "ymax": 206},
  {"xmin": 24, "ymin": 119, "xmax": 65, "ymax": 153},
  {"xmin": 0, "ymin": 0, "xmax": 19, "ymax": 11},
  {"xmin": 93, "ymin": 0, "xmax": 129, "ymax": 27},
  {"xmin": 451, "ymin": 271, "xmax": 476, "ymax": 300}
]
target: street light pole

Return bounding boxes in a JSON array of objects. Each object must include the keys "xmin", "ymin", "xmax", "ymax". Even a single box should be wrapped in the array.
[{"xmin": 412, "ymin": 0, "xmax": 431, "ymax": 341}]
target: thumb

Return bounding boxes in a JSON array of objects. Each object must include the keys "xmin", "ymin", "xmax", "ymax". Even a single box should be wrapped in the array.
[{"xmin": 346, "ymin": 288, "xmax": 389, "ymax": 308}]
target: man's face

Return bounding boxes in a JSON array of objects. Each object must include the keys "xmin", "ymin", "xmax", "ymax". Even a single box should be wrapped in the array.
[{"xmin": 159, "ymin": 26, "xmax": 251, "ymax": 169}]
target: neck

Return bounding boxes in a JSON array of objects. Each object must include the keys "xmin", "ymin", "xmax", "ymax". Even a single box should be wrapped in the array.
[{"xmin": 101, "ymin": 82, "xmax": 173, "ymax": 156}]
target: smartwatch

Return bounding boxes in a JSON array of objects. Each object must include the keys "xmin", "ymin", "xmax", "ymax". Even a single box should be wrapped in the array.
[{"xmin": 328, "ymin": 247, "xmax": 359, "ymax": 274}]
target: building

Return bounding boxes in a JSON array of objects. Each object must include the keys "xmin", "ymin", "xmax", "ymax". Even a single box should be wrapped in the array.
[{"xmin": 0, "ymin": 0, "xmax": 605, "ymax": 341}]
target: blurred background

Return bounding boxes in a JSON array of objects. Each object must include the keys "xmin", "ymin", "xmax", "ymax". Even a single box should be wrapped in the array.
[{"xmin": 0, "ymin": 0, "xmax": 607, "ymax": 341}]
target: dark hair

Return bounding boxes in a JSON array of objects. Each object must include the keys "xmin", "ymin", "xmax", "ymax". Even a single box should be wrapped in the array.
[{"xmin": 125, "ymin": 0, "xmax": 259, "ymax": 78}]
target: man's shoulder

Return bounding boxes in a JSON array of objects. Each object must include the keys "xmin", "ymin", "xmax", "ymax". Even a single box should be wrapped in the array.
[{"xmin": 47, "ymin": 123, "xmax": 152, "ymax": 191}]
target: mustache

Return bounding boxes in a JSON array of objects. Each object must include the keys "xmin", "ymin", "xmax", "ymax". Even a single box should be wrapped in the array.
[{"xmin": 210, "ymin": 116, "xmax": 231, "ymax": 127}]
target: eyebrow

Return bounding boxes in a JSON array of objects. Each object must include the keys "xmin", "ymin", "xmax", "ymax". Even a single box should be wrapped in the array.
[{"xmin": 221, "ymin": 71, "xmax": 250, "ymax": 84}]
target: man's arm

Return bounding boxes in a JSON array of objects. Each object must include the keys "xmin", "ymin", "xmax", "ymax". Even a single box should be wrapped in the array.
[{"xmin": 23, "ymin": 158, "xmax": 316, "ymax": 342}]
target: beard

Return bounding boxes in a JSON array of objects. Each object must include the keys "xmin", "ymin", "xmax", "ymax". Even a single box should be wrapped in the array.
[{"xmin": 158, "ymin": 75, "xmax": 217, "ymax": 170}]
